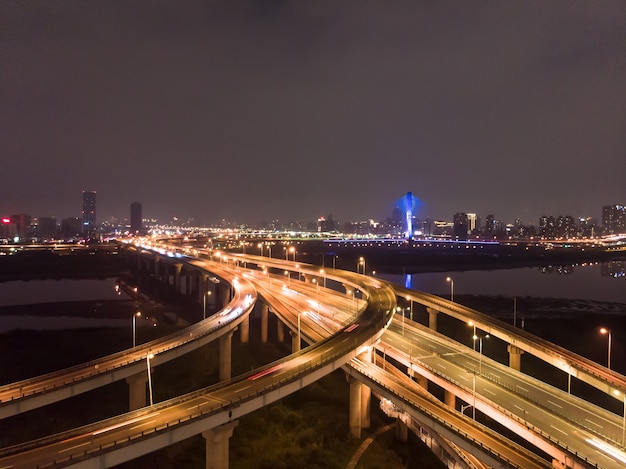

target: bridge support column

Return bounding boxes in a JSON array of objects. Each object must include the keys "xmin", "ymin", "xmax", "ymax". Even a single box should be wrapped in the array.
[
  {"xmin": 359, "ymin": 348, "xmax": 372, "ymax": 429},
  {"xmin": 217, "ymin": 283, "xmax": 231, "ymax": 310},
  {"xmin": 126, "ymin": 372, "xmax": 148, "ymax": 410},
  {"xmin": 203, "ymin": 420, "xmax": 239, "ymax": 469},
  {"xmin": 276, "ymin": 319, "xmax": 284, "ymax": 343},
  {"xmin": 173, "ymin": 263, "xmax": 183, "ymax": 293},
  {"xmin": 416, "ymin": 373, "xmax": 428, "ymax": 390},
  {"xmin": 219, "ymin": 332, "xmax": 234, "ymax": 381},
  {"xmin": 396, "ymin": 420, "xmax": 408, "ymax": 442},
  {"xmin": 444, "ymin": 390, "xmax": 456, "ymax": 409},
  {"xmin": 426, "ymin": 307, "xmax": 438, "ymax": 331},
  {"xmin": 290, "ymin": 330, "xmax": 300, "ymax": 353},
  {"xmin": 349, "ymin": 376, "xmax": 362, "ymax": 439},
  {"xmin": 260, "ymin": 303, "xmax": 268, "ymax": 343},
  {"xmin": 239, "ymin": 315, "xmax": 249, "ymax": 343},
  {"xmin": 154, "ymin": 257, "xmax": 160, "ymax": 279},
  {"xmin": 507, "ymin": 345, "xmax": 524, "ymax": 371}
]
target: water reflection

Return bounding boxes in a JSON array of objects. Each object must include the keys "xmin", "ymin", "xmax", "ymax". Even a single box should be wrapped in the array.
[
  {"xmin": 602, "ymin": 260, "xmax": 626, "ymax": 278},
  {"xmin": 386, "ymin": 261, "xmax": 626, "ymax": 303}
]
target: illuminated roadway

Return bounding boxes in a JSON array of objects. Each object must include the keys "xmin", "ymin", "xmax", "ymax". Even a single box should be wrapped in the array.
[
  {"xmin": 256, "ymin": 265, "xmax": 626, "ymax": 469},
  {"xmin": 0, "ymin": 247, "xmax": 625, "ymax": 468},
  {"xmin": 0, "ymin": 256, "xmax": 394, "ymax": 468}
]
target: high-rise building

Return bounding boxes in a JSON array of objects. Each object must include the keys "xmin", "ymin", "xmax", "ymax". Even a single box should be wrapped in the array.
[
  {"xmin": 602, "ymin": 205, "xmax": 626, "ymax": 235},
  {"xmin": 130, "ymin": 201, "xmax": 142, "ymax": 234},
  {"xmin": 452, "ymin": 212, "xmax": 468, "ymax": 240},
  {"xmin": 82, "ymin": 191, "xmax": 97, "ymax": 235}
]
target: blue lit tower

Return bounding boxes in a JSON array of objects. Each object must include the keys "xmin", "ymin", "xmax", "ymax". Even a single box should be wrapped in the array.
[
  {"xmin": 82, "ymin": 190, "xmax": 96, "ymax": 235},
  {"xmin": 394, "ymin": 192, "xmax": 423, "ymax": 240},
  {"xmin": 404, "ymin": 192, "xmax": 413, "ymax": 238}
]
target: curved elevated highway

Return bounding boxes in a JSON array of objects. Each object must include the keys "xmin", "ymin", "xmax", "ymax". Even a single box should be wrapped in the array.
[
  {"xmin": 0, "ymin": 259, "xmax": 394, "ymax": 468},
  {"xmin": 0, "ymin": 261, "xmax": 256, "ymax": 419},
  {"xmin": 392, "ymin": 284, "xmax": 626, "ymax": 400}
]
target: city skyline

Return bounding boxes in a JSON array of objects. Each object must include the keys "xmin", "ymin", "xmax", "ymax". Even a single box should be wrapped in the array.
[{"xmin": 2, "ymin": 2, "xmax": 625, "ymax": 225}]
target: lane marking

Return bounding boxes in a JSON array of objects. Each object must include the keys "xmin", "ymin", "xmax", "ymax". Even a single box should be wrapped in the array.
[
  {"xmin": 59, "ymin": 442, "xmax": 90, "ymax": 453},
  {"xmin": 547, "ymin": 400, "xmax": 563, "ymax": 409},
  {"xmin": 585, "ymin": 418, "xmax": 603, "ymax": 428},
  {"xmin": 550, "ymin": 425, "xmax": 568, "ymax": 436},
  {"xmin": 92, "ymin": 413, "xmax": 160, "ymax": 436}
]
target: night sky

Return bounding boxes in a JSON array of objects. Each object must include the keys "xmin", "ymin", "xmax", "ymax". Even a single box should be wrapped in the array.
[{"xmin": 2, "ymin": 1, "xmax": 625, "ymax": 226}]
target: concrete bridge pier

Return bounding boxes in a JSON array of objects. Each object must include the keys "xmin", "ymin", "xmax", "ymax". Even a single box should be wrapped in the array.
[
  {"xmin": 349, "ymin": 376, "xmax": 362, "ymax": 439},
  {"xmin": 260, "ymin": 303, "xmax": 269, "ymax": 343},
  {"xmin": 239, "ymin": 315, "xmax": 249, "ymax": 343},
  {"xmin": 290, "ymin": 330, "xmax": 300, "ymax": 353},
  {"xmin": 154, "ymin": 257, "xmax": 160, "ymax": 280},
  {"xmin": 444, "ymin": 390, "xmax": 456, "ymax": 409},
  {"xmin": 508, "ymin": 345, "xmax": 524, "ymax": 371},
  {"xmin": 276, "ymin": 319, "xmax": 284, "ymax": 343},
  {"xmin": 359, "ymin": 348, "xmax": 372, "ymax": 429},
  {"xmin": 126, "ymin": 372, "xmax": 148, "ymax": 410},
  {"xmin": 216, "ymin": 282, "xmax": 231, "ymax": 310},
  {"xmin": 173, "ymin": 263, "xmax": 183, "ymax": 293},
  {"xmin": 396, "ymin": 420, "xmax": 408, "ymax": 442},
  {"xmin": 219, "ymin": 331, "xmax": 234, "ymax": 381},
  {"xmin": 203, "ymin": 420, "xmax": 239, "ymax": 469},
  {"xmin": 426, "ymin": 307, "xmax": 438, "ymax": 331}
]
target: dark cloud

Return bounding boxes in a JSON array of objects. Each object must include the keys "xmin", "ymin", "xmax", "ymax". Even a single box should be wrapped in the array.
[{"xmin": 1, "ymin": 1, "xmax": 625, "ymax": 226}]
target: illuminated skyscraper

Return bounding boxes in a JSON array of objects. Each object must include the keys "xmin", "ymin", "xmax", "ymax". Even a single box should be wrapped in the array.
[
  {"xmin": 82, "ymin": 191, "xmax": 97, "ymax": 235},
  {"xmin": 602, "ymin": 204, "xmax": 626, "ymax": 235},
  {"xmin": 130, "ymin": 201, "xmax": 142, "ymax": 234}
]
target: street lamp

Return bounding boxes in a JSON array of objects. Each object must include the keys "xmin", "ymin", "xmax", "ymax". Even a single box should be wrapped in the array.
[
  {"xmin": 600, "ymin": 327, "xmax": 612, "ymax": 369},
  {"xmin": 473, "ymin": 334, "xmax": 489, "ymax": 374},
  {"xmin": 446, "ymin": 276, "xmax": 454, "ymax": 302},
  {"xmin": 468, "ymin": 320, "xmax": 477, "ymax": 350},
  {"xmin": 203, "ymin": 291, "xmax": 212, "ymax": 320},
  {"xmin": 284, "ymin": 270, "xmax": 290, "ymax": 285},
  {"xmin": 132, "ymin": 311, "xmax": 142, "ymax": 347},
  {"xmin": 358, "ymin": 257, "xmax": 365, "ymax": 275},
  {"xmin": 332, "ymin": 255, "xmax": 338, "ymax": 269},
  {"xmin": 289, "ymin": 246, "xmax": 296, "ymax": 262},
  {"xmin": 258, "ymin": 243, "xmax": 263, "ymax": 257},
  {"xmin": 267, "ymin": 243, "xmax": 272, "ymax": 259},
  {"xmin": 146, "ymin": 353, "xmax": 154, "ymax": 406},
  {"xmin": 319, "ymin": 269, "xmax": 326, "ymax": 288},
  {"xmin": 405, "ymin": 296, "xmax": 413, "ymax": 321}
]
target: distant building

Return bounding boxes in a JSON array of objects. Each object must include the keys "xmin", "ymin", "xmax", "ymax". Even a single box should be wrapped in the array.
[
  {"xmin": 452, "ymin": 212, "xmax": 468, "ymax": 240},
  {"xmin": 130, "ymin": 202, "xmax": 142, "ymax": 234},
  {"xmin": 602, "ymin": 204, "xmax": 625, "ymax": 235},
  {"xmin": 36, "ymin": 217, "xmax": 58, "ymax": 239},
  {"xmin": 82, "ymin": 191, "xmax": 97, "ymax": 235},
  {"xmin": 9, "ymin": 213, "xmax": 31, "ymax": 240},
  {"xmin": 61, "ymin": 217, "xmax": 83, "ymax": 239},
  {"xmin": 484, "ymin": 214, "xmax": 495, "ymax": 239}
]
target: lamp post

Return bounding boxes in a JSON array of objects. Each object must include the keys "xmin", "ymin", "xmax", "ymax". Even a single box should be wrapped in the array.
[
  {"xmin": 289, "ymin": 246, "xmax": 296, "ymax": 262},
  {"xmin": 358, "ymin": 257, "xmax": 365, "ymax": 275},
  {"xmin": 132, "ymin": 312, "xmax": 142, "ymax": 347},
  {"xmin": 474, "ymin": 334, "xmax": 489, "ymax": 374},
  {"xmin": 332, "ymin": 255, "xmax": 338, "ymax": 269},
  {"xmin": 284, "ymin": 270, "xmax": 290, "ymax": 285},
  {"xmin": 406, "ymin": 297, "xmax": 413, "ymax": 321},
  {"xmin": 146, "ymin": 353, "xmax": 154, "ymax": 406},
  {"xmin": 446, "ymin": 276, "xmax": 454, "ymax": 302},
  {"xmin": 600, "ymin": 327, "xmax": 612, "ymax": 369},
  {"xmin": 258, "ymin": 243, "xmax": 263, "ymax": 257},
  {"xmin": 267, "ymin": 243, "xmax": 272, "ymax": 259},
  {"xmin": 203, "ymin": 291, "xmax": 212, "ymax": 320},
  {"xmin": 468, "ymin": 320, "xmax": 477, "ymax": 351},
  {"xmin": 319, "ymin": 269, "xmax": 326, "ymax": 288}
]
